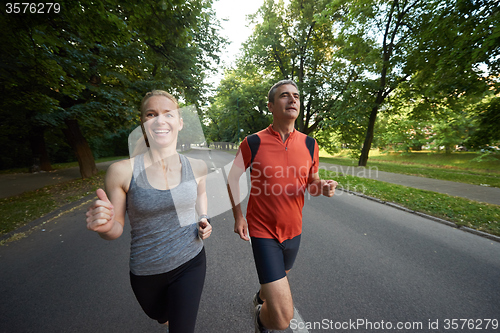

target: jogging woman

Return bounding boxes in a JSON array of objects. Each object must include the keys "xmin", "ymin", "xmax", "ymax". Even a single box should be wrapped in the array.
[{"xmin": 86, "ymin": 90, "xmax": 212, "ymax": 332}]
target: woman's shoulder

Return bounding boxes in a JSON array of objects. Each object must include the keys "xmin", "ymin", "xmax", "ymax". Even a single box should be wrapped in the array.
[
  {"xmin": 106, "ymin": 158, "xmax": 134, "ymax": 187},
  {"xmin": 108, "ymin": 158, "xmax": 134, "ymax": 173},
  {"xmin": 185, "ymin": 156, "xmax": 207, "ymax": 178}
]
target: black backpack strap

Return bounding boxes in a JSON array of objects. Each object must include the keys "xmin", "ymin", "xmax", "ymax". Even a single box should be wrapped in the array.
[
  {"xmin": 246, "ymin": 134, "xmax": 261, "ymax": 173},
  {"xmin": 305, "ymin": 136, "xmax": 315, "ymax": 162}
]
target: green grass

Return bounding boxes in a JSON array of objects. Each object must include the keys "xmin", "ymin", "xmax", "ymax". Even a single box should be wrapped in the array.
[
  {"xmin": 0, "ymin": 156, "xmax": 128, "ymax": 174},
  {"xmin": 0, "ymin": 190, "xmax": 58, "ymax": 235},
  {"xmin": 370, "ymin": 150, "xmax": 500, "ymax": 170},
  {"xmin": 320, "ymin": 150, "xmax": 500, "ymax": 188},
  {"xmin": 0, "ymin": 156, "xmax": 126, "ymax": 237},
  {"xmin": 320, "ymin": 170, "xmax": 500, "ymax": 237},
  {"xmin": 0, "ymin": 171, "xmax": 106, "ymax": 236},
  {"xmin": 50, "ymin": 156, "xmax": 128, "ymax": 170}
]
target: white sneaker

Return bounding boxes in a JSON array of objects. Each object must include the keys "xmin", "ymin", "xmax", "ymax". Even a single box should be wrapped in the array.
[
  {"xmin": 253, "ymin": 291, "xmax": 263, "ymax": 307},
  {"xmin": 254, "ymin": 304, "xmax": 272, "ymax": 333}
]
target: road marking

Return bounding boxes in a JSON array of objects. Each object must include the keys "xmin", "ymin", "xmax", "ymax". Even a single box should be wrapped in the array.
[{"xmin": 292, "ymin": 307, "xmax": 309, "ymax": 333}]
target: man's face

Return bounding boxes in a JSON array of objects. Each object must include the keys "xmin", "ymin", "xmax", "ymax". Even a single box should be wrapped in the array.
[{"xmin": 268, "ymin": 84, "xmax": 300, "ymax": 121}]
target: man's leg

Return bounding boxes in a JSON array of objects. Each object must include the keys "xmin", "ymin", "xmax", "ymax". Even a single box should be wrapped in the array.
[
  {"xmin": 258, "ymin": 271, "xmax": 294, "ymax": 330},
  {"xmin": 251, "ymin": 235, "xmax": 301, "ymax": 331}
]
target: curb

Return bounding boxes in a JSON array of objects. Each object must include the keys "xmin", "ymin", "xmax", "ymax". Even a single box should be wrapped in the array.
[
  {"xmin": 0, "ymin": 193, "xmax": 97, "ymax": 243},
  {"xmin": 337, "ymin": 188, "xmax": 500, "ymax": 244}
]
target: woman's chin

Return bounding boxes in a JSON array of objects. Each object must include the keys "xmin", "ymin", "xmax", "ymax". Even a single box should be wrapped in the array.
[{"xmin": 148, "ymin": 139, "xmax": 177, "ymax": 150}]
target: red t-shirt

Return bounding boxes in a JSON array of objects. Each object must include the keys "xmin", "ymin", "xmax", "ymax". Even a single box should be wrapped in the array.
[{"xmin": 236, "ymin": 125, "xmax": 319, "ymax": 242}]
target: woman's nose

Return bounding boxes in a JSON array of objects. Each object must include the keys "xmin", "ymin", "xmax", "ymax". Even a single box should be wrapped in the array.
[{"xmin": 156, "ymin": 113, "xmax": 167, "ymax": 123}]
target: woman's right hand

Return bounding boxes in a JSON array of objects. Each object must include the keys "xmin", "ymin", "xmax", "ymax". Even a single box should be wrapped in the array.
[{"xmin": 86, "ymin": 189, "xmax": 115, "ymax": 234}]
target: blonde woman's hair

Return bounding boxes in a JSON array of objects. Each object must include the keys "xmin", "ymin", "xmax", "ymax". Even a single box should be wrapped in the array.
[{"xmin": 140, "ymin": 90, "xmax": 179, "ymax": 116}]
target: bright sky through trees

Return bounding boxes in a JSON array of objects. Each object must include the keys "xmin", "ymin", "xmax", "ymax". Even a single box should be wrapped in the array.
[{"xmin": 209, "ymin": 0, "xmax": 263, "ymax": 85}]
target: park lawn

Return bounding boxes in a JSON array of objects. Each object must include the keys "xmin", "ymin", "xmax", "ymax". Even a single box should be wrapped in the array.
[
  {"xmin": 320, "ymin": 170, "xmax": 500, "ymax": 237},
  {"xmin": 368, "ymin": 150, "xmax": 500, "ymax": 170},
  {"xmin": 0, "ymin": 171, "xmax": 105, "ymax": 238},
  {"xmin": 319, "ymin": 150, "xmax": 500, "ymax": 188},
  {"xmin": 0, "ymin": 156, "xmax": 124, "ymax": 237},
  {"xmin": 0, "ymin": 156, "xmax": 129, "ymax": 174}
]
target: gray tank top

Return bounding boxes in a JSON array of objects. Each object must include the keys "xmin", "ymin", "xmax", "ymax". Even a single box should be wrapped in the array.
[{"xmin": 126, "ymin": 153, "xmax": 203, "ymax": 276}]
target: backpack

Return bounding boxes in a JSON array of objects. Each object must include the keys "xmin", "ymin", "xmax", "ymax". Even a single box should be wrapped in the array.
[{"xmin": 246, "ymin": 133, "xmax": 315, "ymax": 173}]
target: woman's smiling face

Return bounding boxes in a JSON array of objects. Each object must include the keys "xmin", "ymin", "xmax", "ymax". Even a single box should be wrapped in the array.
[{"xmin": 141, "ymin": 95, "xmax": 183, "ymax": 149}]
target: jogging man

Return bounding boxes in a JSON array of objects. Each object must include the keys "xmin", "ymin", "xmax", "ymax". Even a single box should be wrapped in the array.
[{"xmin": 227, "ymin": 79, "xmax": 338, "ymax": 332}]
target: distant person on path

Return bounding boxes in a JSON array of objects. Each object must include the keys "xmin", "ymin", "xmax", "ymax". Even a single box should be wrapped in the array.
[
  {"xmin": 85, "ymin": 90, "xmax": 212, "ymax": 333},
  {"xmin": 227, "ymin": 80, "xmax": 338, "ymax": 332}
]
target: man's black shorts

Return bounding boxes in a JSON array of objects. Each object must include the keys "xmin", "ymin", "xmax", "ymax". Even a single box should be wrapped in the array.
[{"xmin": 251, "ymin": 234, "xmax": 301, "ymax": 284}]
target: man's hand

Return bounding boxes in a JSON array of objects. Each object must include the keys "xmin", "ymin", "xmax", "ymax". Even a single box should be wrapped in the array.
[
  {"xmin": 234, "ymin": 216, "xmax": 250, "ymax": 241},
  {"xmin": 322, "ymin": 180, "xmax": 338, "ymax": 197}
]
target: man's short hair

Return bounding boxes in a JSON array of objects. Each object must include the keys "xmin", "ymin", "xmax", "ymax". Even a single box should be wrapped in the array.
[{"xmin": 268, "ymin": 80, "xmax": 298, "ymax": 103}]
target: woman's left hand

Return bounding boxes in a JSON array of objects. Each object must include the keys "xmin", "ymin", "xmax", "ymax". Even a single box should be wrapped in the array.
[{"xmin": 198, "ymin": 219, "xmax": 212, "ymax": 240}]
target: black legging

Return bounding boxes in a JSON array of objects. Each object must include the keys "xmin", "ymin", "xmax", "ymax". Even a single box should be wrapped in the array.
[{"xmin": 130, "ymin": 248, "xmax": 206, "ymax": 333}]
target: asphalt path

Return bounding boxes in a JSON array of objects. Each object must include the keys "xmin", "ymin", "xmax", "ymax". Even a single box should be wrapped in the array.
[
  {"xmin": 1, "ymin": 149, "xmax": 499, "ymax": 332},
  {"xmin": 1, "ymin": 187, "xmax": 499, "ymax": 332}
]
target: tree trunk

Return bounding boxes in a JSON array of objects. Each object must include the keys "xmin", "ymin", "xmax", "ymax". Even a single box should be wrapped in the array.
[
  {"xmin": 29, "ymin": 126, "xmax": 53, "ymax": 172},
  {"xmin": 358, "ymin": 1, "xmax": 399, "ymax": 166},
  {"xmin": 358, "ymin": 103, "xmax": 380, "ymax": 166},
  {"xmin": 62, "ymin": 118, "xmax": 98, "ymax": 179}
]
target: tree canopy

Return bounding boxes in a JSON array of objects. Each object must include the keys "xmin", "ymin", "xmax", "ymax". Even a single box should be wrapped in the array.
[
  {"xmin": 1, "ymin": 0, "xmax": 498, "ymax": 174},
  {"xmin": 0, "ymin": 0, "xmax": 225, "ymax": 176},
  {"xmin": 207, "ymin": 0, "xmax": 499, "ymax": 165}
]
